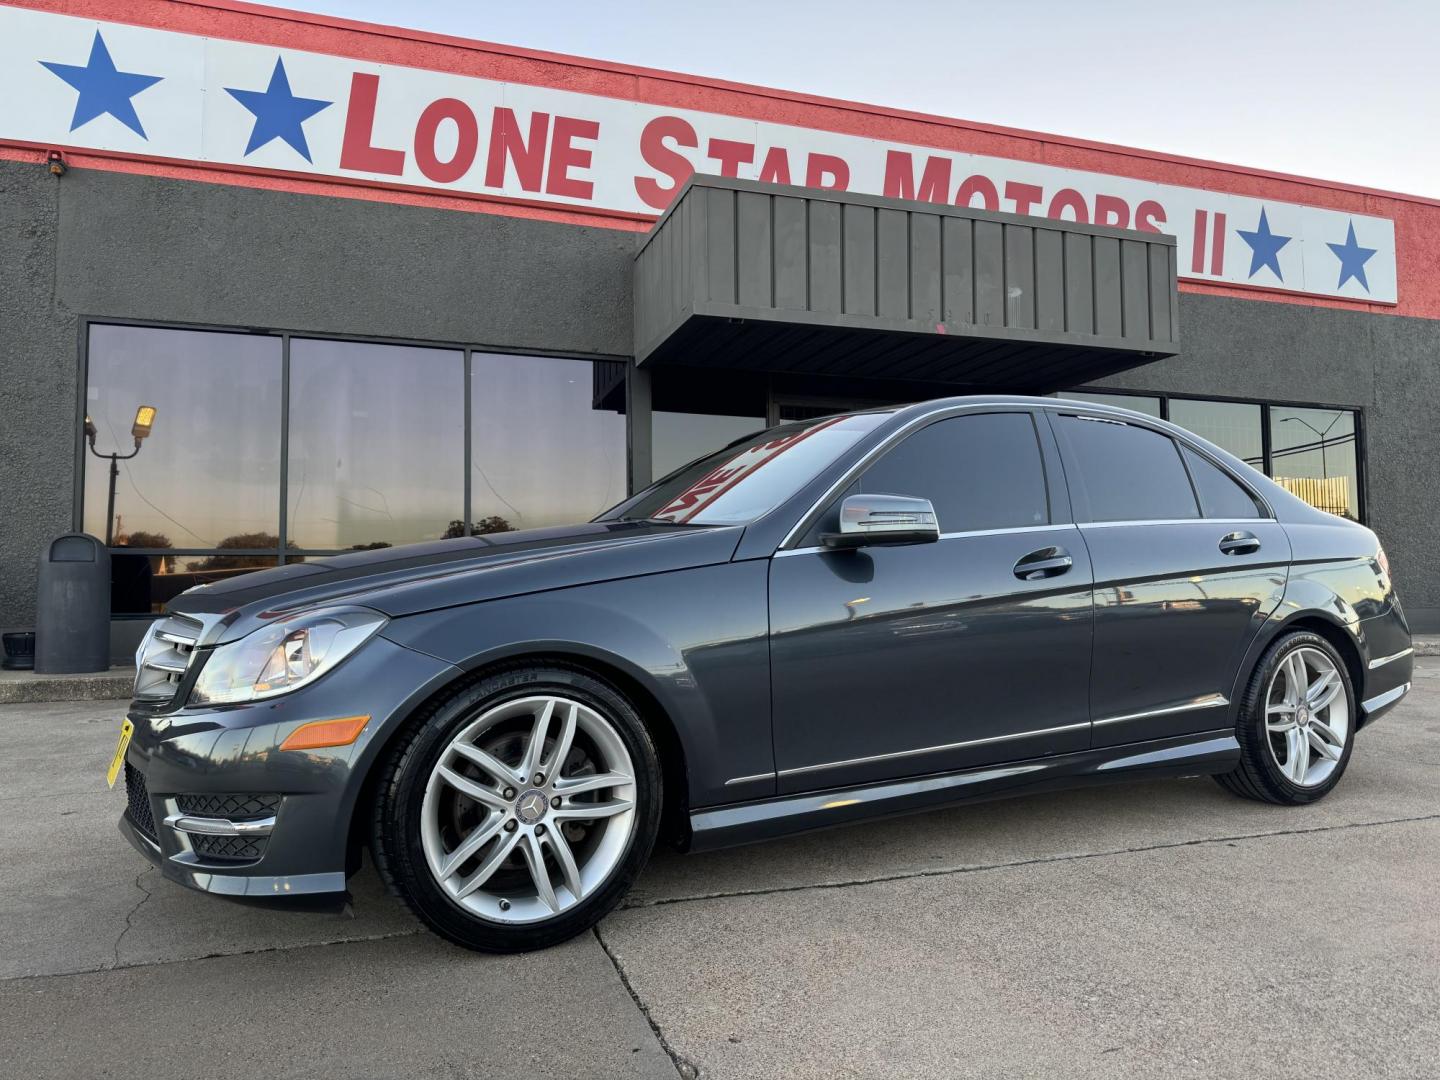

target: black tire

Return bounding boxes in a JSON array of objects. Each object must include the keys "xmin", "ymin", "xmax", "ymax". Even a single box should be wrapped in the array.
[
  {"xmin": 1214, "ymin": 630, "xmax": 1356, "ymax": 805},
  {"xmin": 371, "ymin": 664, "xmax": 663, "ymax": 952}
]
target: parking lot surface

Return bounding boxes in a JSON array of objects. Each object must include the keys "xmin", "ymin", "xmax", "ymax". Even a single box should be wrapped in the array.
[{"xmin": 2, "ymin": 662, "xmax": 1436, "ymax": 1079}]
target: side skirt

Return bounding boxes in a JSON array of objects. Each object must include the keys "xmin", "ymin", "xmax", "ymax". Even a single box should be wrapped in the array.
[{"xmin": 687, "ymin": 730, "xmax": 1239, "ymax": 853}]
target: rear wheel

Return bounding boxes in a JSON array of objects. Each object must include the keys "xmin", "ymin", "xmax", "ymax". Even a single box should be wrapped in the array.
[
  {"xmin": 1215, "ymin": 631, "xmax": 1356, "ymax": 804},
  {"xmin": 372, "ymin": 666, "xmax": 662, "ymax": 952}
]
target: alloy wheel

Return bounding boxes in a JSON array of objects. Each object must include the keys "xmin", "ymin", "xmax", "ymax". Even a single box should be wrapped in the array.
[
  {"xmin": 420, "ymin": 694, "xmax": 637, "ymax": 924},
  {"xmin": 1264, "ymin": 646, "xmax": 1349, "ymax": 787}
]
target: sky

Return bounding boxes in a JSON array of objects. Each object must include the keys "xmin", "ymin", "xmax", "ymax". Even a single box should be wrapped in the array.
[{"xmin": 274, "ymin": 0, "xmax": 1440, "ymax": 197}]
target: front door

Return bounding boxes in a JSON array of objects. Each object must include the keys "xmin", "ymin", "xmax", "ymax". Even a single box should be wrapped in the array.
[
  {"xmin": 768, "ymin": 408, "xmax": 1095, "ymax": 794},
  {"xmin": 1046, "ymin": 410, "xmax": 1289, "ymax": 747}
]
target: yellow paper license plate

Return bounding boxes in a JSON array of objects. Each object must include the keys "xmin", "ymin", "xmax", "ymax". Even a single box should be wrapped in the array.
[{"xmin": 106, "ymin": 719, "xmax": 135, "ymax": 789}]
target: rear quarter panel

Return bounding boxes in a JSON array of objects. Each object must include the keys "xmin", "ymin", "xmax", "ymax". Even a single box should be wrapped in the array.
[{"xmin": 379, "ymin": 561, "xmax": 773, "ymax": 809}]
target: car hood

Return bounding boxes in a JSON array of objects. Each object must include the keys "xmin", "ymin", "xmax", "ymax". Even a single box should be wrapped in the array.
[{"xmin": 164, "ymin": 521, "xmax": 745, "ymax": 645}]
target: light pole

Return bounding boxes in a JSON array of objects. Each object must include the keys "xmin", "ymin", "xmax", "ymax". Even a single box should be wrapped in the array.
[
  {"xmin": 85, "ymin": 406, "xmax": 157, "ymax": 546},
  {"xmin": 1279, "ymin": 412, "xmax": 1343, "ymax": 479}
]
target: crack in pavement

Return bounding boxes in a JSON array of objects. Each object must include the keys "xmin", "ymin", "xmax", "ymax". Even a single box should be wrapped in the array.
[
  {"xmin": 3, "ymin": 928, "xmax": 426, "ymax": 986},
  {"xmin": 595, "ymin": 924, "xmax": 701, "ymax": 1080},
  {"xmin": 110, "ymin": 867, "xmax": 154, "ymax": 969},
  {"xmin": 619, "ymin": 811, "xmax": 1440, "ymax": 911}
]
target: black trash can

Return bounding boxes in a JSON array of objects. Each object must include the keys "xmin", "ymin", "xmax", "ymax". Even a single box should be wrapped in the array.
[{"xmin": 35, "ymin": 534, "xmax": 111, "ymax": 674}]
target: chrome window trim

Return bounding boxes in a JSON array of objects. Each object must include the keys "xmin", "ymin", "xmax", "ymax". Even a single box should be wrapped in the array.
[
  {"xmin": 1368, "ymin": 647, "xmax": 1414, "ymax": 670},
  {"xmin": 775, "ymin": 719, "xmax": 1091, "ymax": 779},
  {"xmin": 1092, "ymin": 693, "xmax": 1229, "ymax": 728},
  {"xmin": 1078, "ymin": 518, "xmax": 1271, "ymax": 529},
  {"xmin": 774, "ymin": 522, "xmax": 1077, "ymax": 558}
]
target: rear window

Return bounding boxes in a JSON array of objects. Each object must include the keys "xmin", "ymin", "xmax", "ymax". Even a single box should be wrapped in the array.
[{"xmin": 1056, "ymin": 415, "xmax": 1199, "ymax": 522}]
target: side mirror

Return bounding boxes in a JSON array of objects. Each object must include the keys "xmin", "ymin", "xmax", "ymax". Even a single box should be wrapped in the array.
[{"xmin": 821, "ymin": 493, "xmax": 940, "ymax": 549}]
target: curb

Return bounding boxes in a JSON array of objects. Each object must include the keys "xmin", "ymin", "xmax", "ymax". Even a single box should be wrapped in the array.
[{"xmin": 0, "ymin": 670, "xmax": 134, "ymax": 705}]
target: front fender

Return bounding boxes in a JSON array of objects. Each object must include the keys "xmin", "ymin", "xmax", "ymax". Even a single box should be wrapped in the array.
[{"xmin": 378, "ymin": 561, "xmax": 773, "ymax": 808}]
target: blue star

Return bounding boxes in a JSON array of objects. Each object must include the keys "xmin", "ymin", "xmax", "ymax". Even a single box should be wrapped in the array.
[
  {"xmin": 40, "ymin": 31, "xmax": 163, "ymax": 139},
  {"xmin": 225, "ymin": 58, "xmax": 331, "ymax": 162},
  {"xmin": 1236, "ymin": 208, "xmax": 1292, "ymax": 282},
  {"xmin": 1326, "ymin": 221, "xmax": 1377, "ymax": 292}
]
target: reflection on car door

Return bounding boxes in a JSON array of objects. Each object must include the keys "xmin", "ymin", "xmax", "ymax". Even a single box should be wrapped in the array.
[
  {"xmin": 768, "ymin": 409, "xmax": 1095, "ymax": 794},
  {"xmin": 1047, "ymin": 411, "xmax": 1289, "ymax": 747}
]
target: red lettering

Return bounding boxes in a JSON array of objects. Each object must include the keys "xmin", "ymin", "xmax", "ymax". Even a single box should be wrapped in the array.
[
  {"xmin": 546, "ymin": 116, "xmax": 599, "ymax": 199},
  {"xmin": 954, "ymin": 174, "xmax": 999, "ymax": 211},
  {"xmin": 1136, "ymin": 200, "xmax": 1166, "ymax": 233},
  {"xmin": 1004, "ymin": 180, "xmax": 1044, "ymax": 216},
  {"xmin": 707, "ymin": 138, "xmax": 754, "ymax": 178},
  {"xmin": 757, "ymin": 146, "xmax": 792, "ymax": 185},
  {"xmin": 485, "ymin": 108, "xmax": 549, "ymax": 190},
  {"xmin": 340, "ymin": 73, "xmax": 404, "ymax": 175},
  {"xmin": 805, "ymin": 153, "xmax": 849, "ymax": 190},
  {"xmin": 1094, "ymin": 194, "xmax": 1130, "ymax": 229},
  {"xmin": 635, "ymin": 115, "xmax": 697, "ymax": 210},
  {"xmin": 1211, "ymin": 212, "xmax": 1226, "ymax": 275},
  {"xmin": 413, "ymin": 98, "xmax": 478, "ymax": 184},
  {"xmin": 1191, "ymin": 210, "xmax": 1208, "ymax": 273},
  {"xmin": 883, "ymin": 151, "xmax": 952, "ymax": 203},
  {"xmin": 1048, "ymin": 188, "xmax": 1089, "ymax": 223}
]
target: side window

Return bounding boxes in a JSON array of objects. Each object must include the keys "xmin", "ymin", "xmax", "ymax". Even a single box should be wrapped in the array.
[
  {"xmin": 858, "ymin": 412, "xmax": 1050, "ymax": 533},
  {"xmin": 1056, "ymin": 415, "xmax": 1199, "ymax": 522},
  {"xmin": 1182, "ymin": 446, "xmax": 1267, "ymax": 519}
]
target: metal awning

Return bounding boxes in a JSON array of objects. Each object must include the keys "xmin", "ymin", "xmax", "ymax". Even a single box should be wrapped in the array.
[{"xmin": 633, "ymin": 176, "xmax": 1179, "ymax": 393}]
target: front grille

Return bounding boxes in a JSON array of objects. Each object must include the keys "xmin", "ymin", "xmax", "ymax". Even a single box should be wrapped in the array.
[
  {"xmin": 175, "ymin": 793, "xmax": 280, "ymax": 819},
  {"xmin": 189, "ymin": 834, "xmax": 267, "ymax": 862},
  {"xmin": 124, "ymin": 763, "xmax": 158, "ymax": 843},
  {"xmin": 133, "ymin": 613, "xmax": 205, "ymax": 702}
]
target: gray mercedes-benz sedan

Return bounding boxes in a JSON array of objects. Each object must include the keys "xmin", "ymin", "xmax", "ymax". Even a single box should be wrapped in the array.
[{"xmin": 113, "ymin": 396, "xmax": 1413, "ymax": 951}]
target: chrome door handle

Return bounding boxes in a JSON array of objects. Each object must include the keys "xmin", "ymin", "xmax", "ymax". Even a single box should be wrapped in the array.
[
  {"xmin": 1219, "ymin": 531, "xmax": 1261, "ymax": 556},
  {"xmin": 1014, "ymin": 547, "xmax": 1073, "ymax": 581}
]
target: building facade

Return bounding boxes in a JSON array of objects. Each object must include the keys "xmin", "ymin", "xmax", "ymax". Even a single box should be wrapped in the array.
[{"xmin": 2, "ymin": 0, "xmax": 1438, "ymax": 656}]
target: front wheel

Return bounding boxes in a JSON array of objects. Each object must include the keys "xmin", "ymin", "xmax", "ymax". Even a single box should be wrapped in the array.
[
  {"xmin": 372, "ymin": 666, "xmax": 662, "ymax": 952},
  {"xmin": 1215, "ymin": 631, "xmax": 1356, "ymax": 805}
]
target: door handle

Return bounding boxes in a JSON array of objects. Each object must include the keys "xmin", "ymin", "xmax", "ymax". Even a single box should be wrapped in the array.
[
  {"xmin": 1219, "ymin": 531, "xmax": 1261, "ymax": 556},
  {"xmin": 1014, "ymin": 547, "xmax": 1073, "ymax": 581}
]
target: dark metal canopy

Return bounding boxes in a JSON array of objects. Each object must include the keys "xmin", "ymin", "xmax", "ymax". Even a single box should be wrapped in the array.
[{"xmin": 633, "ymin": 176, "xmax": 1179, "ymax": 394}]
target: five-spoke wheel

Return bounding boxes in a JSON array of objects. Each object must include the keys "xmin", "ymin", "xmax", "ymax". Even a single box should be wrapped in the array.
[
  {"xmin": 1216, "ymin": 631, "xmax": 1356, "ymax": 805},
  {"xmin": 420, "ymin": 694, "xmax": 637, "ymax": 923},
  {"xmin": 373, "ymin": 667, "xmax": 661, "ymax": 952}
]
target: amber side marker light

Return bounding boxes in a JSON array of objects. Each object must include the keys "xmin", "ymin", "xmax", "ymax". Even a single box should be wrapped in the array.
[{"xmin": 280, "ymin": 715, "xmax": 371, "ymax": 751}]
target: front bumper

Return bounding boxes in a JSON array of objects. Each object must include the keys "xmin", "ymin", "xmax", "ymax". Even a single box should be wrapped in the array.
[{"xmin": 118, "ymin": 634, "xmax": 460, "ymax": 899}]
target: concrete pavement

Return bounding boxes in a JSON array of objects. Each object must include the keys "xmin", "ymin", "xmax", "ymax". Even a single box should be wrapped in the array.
[{"xmin": 2, "ymin": 662, "xmax": 1436, "ymax": 1078}]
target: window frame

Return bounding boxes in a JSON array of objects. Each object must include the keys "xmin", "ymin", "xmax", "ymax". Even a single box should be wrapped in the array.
[
  {"xmin": 1064, "ymin": 385, "xmax": 1366, "ymax": 523},
  {"xmin": 76, "ymin": 316, "xmax": 630, "ymax": 616}
]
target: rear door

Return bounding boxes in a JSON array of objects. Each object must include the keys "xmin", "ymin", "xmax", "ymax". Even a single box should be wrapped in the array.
[
  {"xmin": 1047, "ymin": 410, "xmax": 1289, "ymax": 747},
  {"xmin": 768, "ymin": 408, "xmax": 1095, "ymax": 793}
]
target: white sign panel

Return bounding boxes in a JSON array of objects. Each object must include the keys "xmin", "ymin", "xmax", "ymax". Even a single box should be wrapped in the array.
[{"xmin": 0, "ymin": 5, "xmax": 1398, "ymax": 303}]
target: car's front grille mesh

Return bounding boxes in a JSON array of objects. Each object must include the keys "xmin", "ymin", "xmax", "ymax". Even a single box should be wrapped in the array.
[
  {"xmin": 124, "ymin": 763, "xmax": 158, "ymax": 842},
  {"xmin": 133, "ymin": 613, "xmax": 204, "ymax": 702},
  {"xmin": 189, "ymin": 834, "xmax": 267, "ymax": 862},
  {"xmin": 175, "ymin": 793, "xmax": 280, "ymax": 819}
]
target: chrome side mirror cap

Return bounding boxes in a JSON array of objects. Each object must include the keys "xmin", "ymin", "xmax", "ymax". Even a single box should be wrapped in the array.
[{"xmin": 821, "ymin": 493, "xmax": 940, "ymax": 549}]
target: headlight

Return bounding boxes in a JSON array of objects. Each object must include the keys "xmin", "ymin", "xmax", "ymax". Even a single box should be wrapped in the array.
[{"xmin": 189, "ymin": 608, "xmax": 387, "ymax": 706}]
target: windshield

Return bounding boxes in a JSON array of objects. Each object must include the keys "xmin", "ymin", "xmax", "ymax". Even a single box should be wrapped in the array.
[{"xmin": 610, "ymin": 412, "xmax": 892, "ymax": 526}]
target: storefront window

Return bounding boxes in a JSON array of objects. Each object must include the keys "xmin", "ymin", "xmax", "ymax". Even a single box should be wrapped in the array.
[
  {"xmin": 470, "ymin": 353, "xmax": 627, "ymax": 532},
  {"xmin": 1168, "ymin": 399, "xmax": 1264, "ymax": 468},
  {"xmin": 84, "ymin": 325, "xmax": 282, "ymax": 549},
  {"xmin": 1270, "ymin": 407, "xmax": 1359, "ymax": 520},
  {"xmin": 652, "ymin": 411, "xmax": 767, "ymax": 479},
  {"xmin": 287, "ymin": 339, "xmax": 464, "ymax": 549},
  {"xmin": 111, "ymin": 554, "xmax": 280, "ymax": 615}
]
